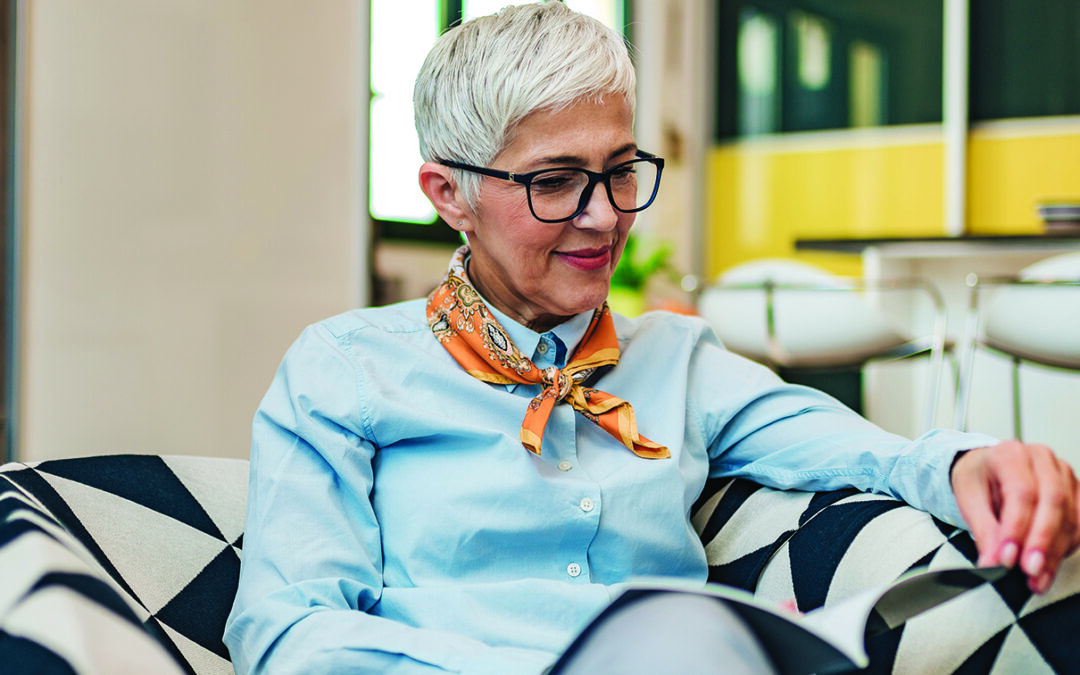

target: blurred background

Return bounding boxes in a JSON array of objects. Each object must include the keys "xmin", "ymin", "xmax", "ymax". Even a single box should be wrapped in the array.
[{"xmin": 0, "ymin": 0, "xmax": 1077, "ymax": 464}]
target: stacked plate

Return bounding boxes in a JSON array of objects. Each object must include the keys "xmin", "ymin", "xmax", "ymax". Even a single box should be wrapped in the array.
[{"xmin": 1038, "ymin": 201, "xmax": 1080, "ymax": 233}]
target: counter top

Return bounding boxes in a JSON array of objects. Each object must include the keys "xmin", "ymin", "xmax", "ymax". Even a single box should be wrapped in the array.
[{"xmin": 797, "ymin": 232, "xmax": 1080, "ymax": 257}]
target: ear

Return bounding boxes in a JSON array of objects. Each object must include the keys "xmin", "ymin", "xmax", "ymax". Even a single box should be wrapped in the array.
[{"xmin": 419, "ymin": 162, "xmax": 472, "ymax": 233}]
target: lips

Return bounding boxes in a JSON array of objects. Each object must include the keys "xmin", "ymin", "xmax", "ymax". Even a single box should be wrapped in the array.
[{"xmin": 555, "ymin": 246, "xmax": 613, "ymax": 271}]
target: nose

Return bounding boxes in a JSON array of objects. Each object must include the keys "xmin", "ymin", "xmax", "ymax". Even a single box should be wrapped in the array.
[{"xmin": 573, "ymin": 180, "xmax": 619, "ymax": 231}]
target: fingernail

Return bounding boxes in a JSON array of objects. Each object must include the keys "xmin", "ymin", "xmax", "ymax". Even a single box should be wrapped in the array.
[
  {"xmin": 999, "ymin": 541, "xmax": 1020, "ymax": 568},
  {"xmin": 1031, "ymin": 571, "xmax": 1053, "ymax": 595},
  {"xmin": 1023, "ymin": 549, "xmax": 1046, "ymax": 577}
]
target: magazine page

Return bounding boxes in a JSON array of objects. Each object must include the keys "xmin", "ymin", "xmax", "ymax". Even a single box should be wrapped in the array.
[
  {"xmin": 795, "ymin": 565, "xmax": 1007, "ymax": 670},
  {"xmin": 619, "ymin": 565, "xmax": 1006, "ymax": 675}
]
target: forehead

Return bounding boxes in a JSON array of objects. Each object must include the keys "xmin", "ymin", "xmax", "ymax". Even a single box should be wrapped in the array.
[{"xmin": 497, "ymin": 98, "xmax": 635, "ymax": 166}]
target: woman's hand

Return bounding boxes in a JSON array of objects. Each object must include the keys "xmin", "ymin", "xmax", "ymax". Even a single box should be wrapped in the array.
[{"xmin": 951, "ymin": 441, "xmax": 1080, "ymax": 594}]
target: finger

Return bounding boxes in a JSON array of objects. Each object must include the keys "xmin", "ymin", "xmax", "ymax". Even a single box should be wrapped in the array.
[
  {"xmin": 956, "ymin": 484, "xmax": 1004, "ymax": 566},
  {"xmin": 989, "ymin": 442, "xmax": 1039, "ymax": 567},
  {"xmin": 1029, "ymin": 570, "xmax": 1054, "ymax": 595},
  {"xmin": 1022, "ymin": 451, "xmax": 1074, "ymax": 569},
  {"xmin": 1020, "ymin": 449, "xmax": 1079, "ymax": 585},
  {"xmin": 951, "ymin": 449, "xmax": 1008, "ymax": 566}
]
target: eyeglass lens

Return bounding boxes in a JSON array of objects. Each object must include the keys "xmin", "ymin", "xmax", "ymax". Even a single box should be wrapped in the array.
[{"xmin": 528, "ymin": 159, "xmax": 659, "ymax": 221}]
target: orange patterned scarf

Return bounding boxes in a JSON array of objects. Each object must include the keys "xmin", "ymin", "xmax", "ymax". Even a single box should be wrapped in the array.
[{"xmin": 426, "ymin": 246, "xmax": 669, "ymax": 459}]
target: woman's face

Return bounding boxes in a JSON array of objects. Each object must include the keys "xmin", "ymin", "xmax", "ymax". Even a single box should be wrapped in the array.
[{"xmin": 459, "ymin": 97, "xmax": 638, "ymax": 333}]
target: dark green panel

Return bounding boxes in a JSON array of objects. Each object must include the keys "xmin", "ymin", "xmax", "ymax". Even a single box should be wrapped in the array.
[
  {"xmin": 778, "ymin": 367, "xmax": 863, "ymax": 414},
  {"xmin": 970, "ymin": 0, "xmax": 1080, "ymax": 120},
  {"xmin": 715, "ymin": 0, "xmax": 942, "ymax": 140}
]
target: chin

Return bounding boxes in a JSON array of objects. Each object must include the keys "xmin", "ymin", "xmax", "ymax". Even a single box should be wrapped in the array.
[{"xmin": 569, "ymin": 285, "xmax": 612, "ymax": 313}]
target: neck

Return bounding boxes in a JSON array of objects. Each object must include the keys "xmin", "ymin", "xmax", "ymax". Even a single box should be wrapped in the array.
[
  {"xmin": 523, "ymin": 313, "xmax": 570, "ymax": 334},
  {"xmin": 464, "ymin": 258, "xmax": 572, "ymax": 333}
]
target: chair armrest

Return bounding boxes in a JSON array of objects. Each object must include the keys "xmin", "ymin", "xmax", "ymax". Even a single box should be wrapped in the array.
[
  {"xmin": 0, "ymin": 472, "xmax": 185, "ymax": 674},
  {"xmin": 1, "ymin": 454, "xmax": 248, "ymax": 675},
  {"xmin": 694, "ymin": 478, "xmax": 1080, "ymax": 674}
]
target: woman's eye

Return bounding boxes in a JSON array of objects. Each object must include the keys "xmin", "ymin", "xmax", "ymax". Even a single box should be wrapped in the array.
[
  {"xmin": 609, "ymin": 166, "xmax": 637, "ymax": 183},
  {"xmin": 531, "ymin": 172, "xmax": 578, "ymax": 192}
]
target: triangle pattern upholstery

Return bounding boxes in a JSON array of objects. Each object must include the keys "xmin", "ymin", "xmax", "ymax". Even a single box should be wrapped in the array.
[
  {"xmin": 40, "ymin": 473, "xmax": 232, "ymax": 615},
  {"xmin": 0, "ymin": 455, "xmax": 246, "ymax": 675},
  {"xmin": 34, "ymin": 455, "xmax": 226, "ymax": 540},
  {"xmin": 5, "ymin": 455, "xmax": 1080, "ymax": 673},
  {"xmin": 0, "ymin": 471, "xmax": 187, "ymax": 675},
  {"xmin": 693, "ymin": 477, "xmax": 1080, "ymax": 674}
]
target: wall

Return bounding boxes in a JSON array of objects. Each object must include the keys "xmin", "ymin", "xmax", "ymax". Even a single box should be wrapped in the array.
[
  {"xmin": 16, "ymin": 1, "xmax": 368, "ymax": 461},
  {"xmin": 967, "ymin": 117, "xmax": 1080, "ymax": 234},
  {"xmin": 706, "ymin": 125, "xmax": 947, "ymax": 277},
  {"xmin": 705, "ymin": 117, "xmax": 1080, "ymax": 278}
]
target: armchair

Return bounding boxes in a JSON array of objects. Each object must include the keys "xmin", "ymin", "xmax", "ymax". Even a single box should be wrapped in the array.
[{"xmin": 2, "ymin": 454, "xmax": 1078, "ymax": 674}]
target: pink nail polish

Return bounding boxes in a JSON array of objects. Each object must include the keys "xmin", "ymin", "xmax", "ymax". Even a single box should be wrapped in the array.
[
  {"xmin": 999, "ymin": 541, "xmax": 1019, "ymax": 568},
  {"xmin": 1030, "ymin": 572, "xmax": 1052, "ymax": 595},
  {"xmin": 1024, "ymin": 550, "xmax": 1046, "ymax": 577}
]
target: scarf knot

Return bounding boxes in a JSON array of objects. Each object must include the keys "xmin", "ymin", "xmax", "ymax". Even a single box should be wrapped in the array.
[{"xmin": 541, "ymin": 366, "xmax": 578, "ymax": 401}]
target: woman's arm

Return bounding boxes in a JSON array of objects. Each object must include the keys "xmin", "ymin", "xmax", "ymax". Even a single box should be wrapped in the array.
[
  {"xmin": 224, "ymin": 325, "xmax": 552, "ymax": 675},
  {"xmin": 694, "ymin": 327, "xmax": 1079, "ymax": 593}
]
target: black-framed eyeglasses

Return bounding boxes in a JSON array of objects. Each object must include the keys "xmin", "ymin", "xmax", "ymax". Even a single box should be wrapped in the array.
[{"xmin": 439, "ymin": 150, "xmax": 664, "ymax": 223}]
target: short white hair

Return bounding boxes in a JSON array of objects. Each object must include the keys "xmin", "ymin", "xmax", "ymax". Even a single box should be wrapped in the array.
[{"xmin": 413, "ymin": 1, "xmax": 636, "ymax": 206}]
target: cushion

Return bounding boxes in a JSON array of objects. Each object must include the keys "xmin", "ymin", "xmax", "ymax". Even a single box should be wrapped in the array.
[
  {"xmin": 983, "ymin": 253, "xmax": 1080, "ymax": 369},
  {"xmin": 699, "ymin": 260, "xmax": 914, "ymax": 368},
  {"xmin": 0, "ymin": 455, "xmax": 249, "ymax": 675},
  {"xmin": 693, "ymin": 478, "xmax": 1080, "ymax": 674}
]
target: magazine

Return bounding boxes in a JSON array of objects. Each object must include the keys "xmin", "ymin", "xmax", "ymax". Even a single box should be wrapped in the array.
[{"xmin": 563, "ymin": 565, "xmax": 1007, "ymax": 675}]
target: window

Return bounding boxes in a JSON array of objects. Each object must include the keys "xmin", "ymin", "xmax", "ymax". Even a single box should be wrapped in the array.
[
  {"xmin": 736, "ymin": 8, "xmax": 780, "ymax": 136},
  {"xmin": 794, "ymin": 12, "xmax": 830, "ymax": 92},
  {"xmin": 784, "ymin": 10, "xmax": 841, "ymax": 132},
  {"xmin": 849, "ymin": 39, "xmax": 885, "ymax": 128},
  {"xmin": 369, "ymin": 0, "xmax": 627, "ymax": 243},
  {"xmin": 369, "ymin": 2, "xmax": 440, "ymax": 229}
]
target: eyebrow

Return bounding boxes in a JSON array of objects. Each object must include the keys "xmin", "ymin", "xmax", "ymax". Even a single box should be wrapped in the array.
[{"xmin": 534, "ymin": 143, "xmax": 639, "ymax": 169}]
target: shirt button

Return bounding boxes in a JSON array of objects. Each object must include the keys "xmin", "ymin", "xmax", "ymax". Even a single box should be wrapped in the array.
[
  {"xmin": 536, "ymin": 341, "xmax": 549, "ymax": 355},
  {"xmin": 579, "ymin": 497, "xmax": 595, "ymax": 512},
  {"xmin": 567, "ymin": 562, "xmax": 582, "ymax": 577},
  {"xmin": 558, "ymin": 461, "xmax": 573, "ymax": 472}
]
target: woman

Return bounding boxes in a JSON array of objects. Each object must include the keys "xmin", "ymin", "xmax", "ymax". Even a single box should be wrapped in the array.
[{"xmin": 225, "ymin": 3, "xmax": 1079, "ymax": 673}]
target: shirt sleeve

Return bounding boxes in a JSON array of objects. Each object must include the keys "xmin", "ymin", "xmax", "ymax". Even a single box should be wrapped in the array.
[
  {"xmin": 694, "ymin": 331, "xmax": 998, "ymax": 528},
  {"xmin": 223, "ymin": 324, "xmax": 553, "ymax": 675}
]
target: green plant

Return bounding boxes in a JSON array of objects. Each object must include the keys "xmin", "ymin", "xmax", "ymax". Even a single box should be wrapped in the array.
[{"xmin": 611, "ymin": 234, "xmax": 673, "ymax": 291}]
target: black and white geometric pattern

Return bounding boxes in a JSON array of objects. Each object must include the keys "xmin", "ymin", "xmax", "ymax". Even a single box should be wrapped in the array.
[
  {"xmin": 0, "ymin": 455, "xmax": 248, "ymax": 675},
  {"xmin": 693, "ymin": 477, "xmax": 1080, "ymax": 674},
  {"xmin": 4, "ymin": 455, "xmax": 1079, "ymax": 674}
]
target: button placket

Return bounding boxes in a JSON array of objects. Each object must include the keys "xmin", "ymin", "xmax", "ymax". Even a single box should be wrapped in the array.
[{"xmin": 541, "ymin": 385, "xmax": 594, "ymax": 584}]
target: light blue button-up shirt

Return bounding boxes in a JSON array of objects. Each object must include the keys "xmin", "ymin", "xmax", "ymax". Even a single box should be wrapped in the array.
[{"xmin": 224, "ymin": 298, "xmax": 997, "ymax": 674}]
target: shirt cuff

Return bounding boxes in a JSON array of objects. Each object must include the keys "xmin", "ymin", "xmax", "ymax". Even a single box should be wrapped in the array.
[{"xmin": 896, "ymin": 429, "xmax": 1000, "ymax": 529}]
